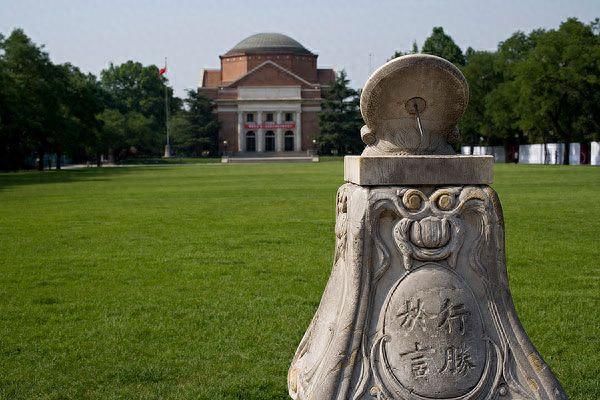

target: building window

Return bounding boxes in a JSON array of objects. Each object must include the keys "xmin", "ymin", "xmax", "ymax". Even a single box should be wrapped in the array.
[
  {"xmin": 285, "ymin": 113, "xmax": 293, "ymax": 122},
  {"xmin": 284, "ymin": 131, "xmax": 294, "ymax": 151},
  {"xmin": 246, "ymin": 131, "xmax": 256, "ymax": 152},
  {"xmin": 246, "ymin": 113, "xmax": 254, "ymax": 123},
  {"xmin": 265, "ymin": 131, "xmax": 275, "ymax": 152},
  {"xmin": 265, "ymin": 113, "xmax": 274, "ymax": 122}
]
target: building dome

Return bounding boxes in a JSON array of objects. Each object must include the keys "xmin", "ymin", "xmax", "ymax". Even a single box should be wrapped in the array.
[{"xmin": 225, "ymin": 33, "xmax": 312, "ymax": 56}]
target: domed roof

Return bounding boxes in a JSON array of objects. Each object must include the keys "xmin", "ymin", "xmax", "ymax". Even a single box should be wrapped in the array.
[{"xmin": 225, "ymin": 33, "xmax": 313, "ymax": 56}]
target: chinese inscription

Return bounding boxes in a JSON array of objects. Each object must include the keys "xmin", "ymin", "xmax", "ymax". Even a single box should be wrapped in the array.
[
  {"xmin": 438, "ymin": 298, "xmax": 470, "ymax": 335},
  {"xmin": 400, "ymin": 342, "xmax": 434, "ymax": 378},
  {"xmin": 383, "ymin": 267, "xmax": 487, "ymax": 398},
  {"xmin": 440, "ymin": 345, "xmax": 476, "ymax": 376},
  {"xmin": 396, "ymin": 298, "xmax": 429, "ymax": 330},
  {"xmin": 396, "ymin": 296, "xmax": 477, "ymax": 378}
]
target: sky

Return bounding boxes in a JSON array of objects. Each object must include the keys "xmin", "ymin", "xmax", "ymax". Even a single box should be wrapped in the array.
[{"xmin": 1, "ymin": 0, "xmax": 599, "ymax": 97}]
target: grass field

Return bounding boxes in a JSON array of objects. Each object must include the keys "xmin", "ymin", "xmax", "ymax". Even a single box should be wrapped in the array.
[{"xmin": 0, "ymin": 162, "xmax": 598, "ymax": 400}]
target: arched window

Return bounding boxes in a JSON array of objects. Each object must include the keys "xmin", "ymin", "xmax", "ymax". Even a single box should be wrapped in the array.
[
  {"xmin": 246, "ymin": 131, "xmax": 256, "ymax": 152},
  {"xmin": 284, "ymin": 131, "xmax": 295, "ymax": 151},
  {"xmin": 265, "ymin": 131, "xmax": 275, "ymax": 152}
]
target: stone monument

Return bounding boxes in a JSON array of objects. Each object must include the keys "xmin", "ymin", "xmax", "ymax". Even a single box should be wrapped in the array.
[{"xmin": 288, "ymin": 54, "xmax": 567, "ymax": 400}]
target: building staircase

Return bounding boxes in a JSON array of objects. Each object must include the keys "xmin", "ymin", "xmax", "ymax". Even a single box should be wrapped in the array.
[{"xmin": 222, "ymin": 151, "xmax": 318, "ymax": 163}]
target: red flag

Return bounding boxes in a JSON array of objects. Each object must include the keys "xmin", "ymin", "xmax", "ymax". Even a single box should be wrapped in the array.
[{"xmin": 159, "ymin": 57, "xmax": 168, "ymax": 75}]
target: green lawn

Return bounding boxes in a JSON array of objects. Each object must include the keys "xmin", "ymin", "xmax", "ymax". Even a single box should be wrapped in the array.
[{"xmin": 0, "ymin": 162, "xmax": 598, "ymax": 400}]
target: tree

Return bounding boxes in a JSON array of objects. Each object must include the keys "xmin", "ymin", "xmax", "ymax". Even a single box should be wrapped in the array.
[
  {"xmin": 316, "ymin": 70, "xmax": 364, "ymax": 155},
  {"xmin": 170, "ymin": 90, "xmax": 219, "ymax": 156},
  {"xmin": 96, "ymin": 108, "xmax": 125, "ymax": 164},
  {"xmin": 390, "ymin": 40, "xmax": 419, "ymax": 60},
  {"xmin": 97, "ymin": 109, "xmax": 154, "ymax": 162},
  {"xmin": 422, "ymin": 27, "xmax": 465, "ymax": 66},
  {"xmin": 483, "ymin": 31, "xmax": 538, "ymax": 148},
  {"xmin": 0, "ymin": 29, "xmax": 61, "ymax": 170},
  {"xmin": 0, "ymin": 29, "xmax": 113, "ymax": 170},
  {"xmin": 0, "ymin": 33, "xmax": 21, "ymax": 170},
  {"xmin": 0, "ymin": 29, "xmax": 184, "ymax": 169},
  {"xmin": 51, "ymin": 64, "xmax": 106, "ymax": 169},
  {"xmin": 512, "ymin": 18, "xmax": 600, "ymax": 163},
  {"xmin": 459, "ymin": 49, "xmax": 502, "ymax": 146},
  {"xmin": 100, "ymin": 61, "xmax": 180, "ymax": 156},
  {"xmin": 495, "ymin": 31, "xmax": 538, "ymax": 67}
]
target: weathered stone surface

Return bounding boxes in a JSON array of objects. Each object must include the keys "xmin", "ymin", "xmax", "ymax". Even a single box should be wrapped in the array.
[
  {"xmin": 288, "ymin": 54, "xmax": 567, "ymax": 400},
  {"xmin": 344, "ymin": 155, "xmax": 493, "ymax": 185},
  {"xmin": 288, "ymin": 185, "xmax": 567, "ymax": 400},
  {"xmin": 359, "ymin": 54, "xmax": 468, "ymax": 156}
]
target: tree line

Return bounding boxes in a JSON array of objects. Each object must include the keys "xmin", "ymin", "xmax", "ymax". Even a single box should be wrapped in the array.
[
  {"xmin": 317, "ymin": 18, "xmax": 600, "ymax": 164},
  {"xmin": 0, "ymin": 29, "xmax": 219, "ymax": 170},
  {"xmin": 2, "ymin": 18, "xmax": 599, "ymax": 169}
]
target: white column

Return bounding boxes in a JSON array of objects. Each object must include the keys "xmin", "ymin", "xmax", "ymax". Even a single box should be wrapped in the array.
[
  {"xmin": 257, "ymin": 111, "xmax": 264, "ymax": 152},
  {"xmin": 569, "ymin": 143, "xmax": 580, "ymax": 165},
  {"xmin": 237, "ymin": 111, "xmax": 244, "ymax": 152},
  {"xmin": 276, "ymin": 111, "xmax": 283, "ymax": 152},
  {"xmin": 295, "ymin": 111, "xmax": 302, "ymax": 151},
  {"xmin": 591, "ymin": 141, "xmax": 600, "ymax": 165}
]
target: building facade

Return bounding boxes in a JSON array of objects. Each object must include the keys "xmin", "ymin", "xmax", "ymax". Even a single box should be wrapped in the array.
[{"xmin": 198, "ymin": 33, "xmax": 335, "ymax": 154}]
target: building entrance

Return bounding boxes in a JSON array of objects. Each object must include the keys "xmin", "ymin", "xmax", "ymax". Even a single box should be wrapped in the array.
[
  {"xmin": 265, "ymin": 131, "xmax": 275, "ymax": 152},
  {"xmin": 284, "ymin": 131, "xmax": 294, "ymax": 151},
  {"xmin": 246, "ymin": 131, "xmax": 256, "ymax": 152}
]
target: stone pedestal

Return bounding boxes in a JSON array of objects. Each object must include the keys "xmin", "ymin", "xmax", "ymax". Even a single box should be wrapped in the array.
[{"xmin": 288, "ymin": 55, "xmax": 567, "ymax": 400}]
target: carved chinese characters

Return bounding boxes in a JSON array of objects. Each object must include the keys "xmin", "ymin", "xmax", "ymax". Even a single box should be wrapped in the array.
[{"xmin": 377, "ymin": 266, "xmax": 488, "ymax": 398}]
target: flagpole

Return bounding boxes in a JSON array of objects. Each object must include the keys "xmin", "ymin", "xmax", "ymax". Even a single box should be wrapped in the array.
[{"xmin": 163, "ymin": 57, "xmax": 171, "ymax": 158}]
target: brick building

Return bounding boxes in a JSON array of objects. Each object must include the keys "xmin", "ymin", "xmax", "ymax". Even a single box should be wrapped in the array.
[{"xmin": 198, "ymin": 33, "xmax": 335, "ymax": 155}]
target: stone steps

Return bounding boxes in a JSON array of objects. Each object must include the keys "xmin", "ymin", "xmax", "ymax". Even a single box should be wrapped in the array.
[
  {"xmin": 222, "ymin": 153, "xmax": 318, "ymax": 163},
  {"xmin": 229, "ymin": 151, "xmax": 309, "ymax": 158}
]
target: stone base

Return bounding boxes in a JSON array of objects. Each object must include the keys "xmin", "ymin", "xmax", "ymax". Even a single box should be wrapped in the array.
[
  {"xmin": 344, "ymin": 155, "xmax": 493, "ymax": 185},
  {"xmin": 288, "ymin": 183, "xmax": 566, "ymax": 400}
]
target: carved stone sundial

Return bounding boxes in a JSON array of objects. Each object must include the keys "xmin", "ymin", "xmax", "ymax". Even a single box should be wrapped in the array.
[
  {"xmin": 360, "ymin": 54, "xmax": 467, "ymax": 156},
  {"xmin": 288, "ymin": 54, "xmax": 567, "ymax": 400}
]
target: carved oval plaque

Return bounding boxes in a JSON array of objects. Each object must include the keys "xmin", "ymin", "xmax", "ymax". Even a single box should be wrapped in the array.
[{"xmin": 382, "ymin": 264, "xmax": 486, "ymax": 398}]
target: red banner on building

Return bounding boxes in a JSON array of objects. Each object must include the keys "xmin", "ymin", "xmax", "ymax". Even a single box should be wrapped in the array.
[{"xmin": 244, "ymin": 123, "xmax": 296, "ymax": 129}]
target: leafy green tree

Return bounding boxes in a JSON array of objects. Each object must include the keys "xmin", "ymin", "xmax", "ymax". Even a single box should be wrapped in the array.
[
  {"xmin": 0, "ymin": 29, "xmax": 105, "ymax": 170},
  {"xmin": 124, "ymin": 111, "xmax": 155, "ymax": 155},
  {"xmin": 390, "ymin": 40, "xmax": 419, "ymax": 60},
  {"xmin": 316, "ymin": 70, "xmax": 363, "ymax": 155},
  {"xmin": 482, "ymin": 31, "xmax": 538, "ymax": 147},
  {"xmin": 459, "ymin": 49, "xmax": 502, "ymax": 146},
  {"xmin": 96, "ymin": 108, "xmax": 126, "ymax": 164},
  {"xmin": 0, "ymin": 29, "xmax": 61, "ymax": 170},
  {"xmin": 0, "ymin": 33, "xmax": 22, "ymax": 170},
  {"xmin": 422, "ymin": 27, "xmax": 465, "ymax": 66},
  {"xmin": 100, "ymin": 61, "xmax": 180, "ymax": 156},
  {"xmin": 512, "ymin": 18, "xmax": 600, "ymax": 163},
  {"xmin": 170, "ymin": 90, "xmax": 219, "ymax": 156},
  {"xmin": 51, "ymin": 64, "xmax": 106, "ymax": 169},
  {"xmin": 0, "ymin": 30, "xmax": 182, "ymax": 169},
  {"xmin": 97, "ymin": 109, "xmax": 154, "ymax": 161},
  {"xmin": 169, "ymin": 115, "xmax": 193, "ymax": 154},
  {"xmin": 495, "ymin": 31, "xmax": 538, "ymax": 67}
]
